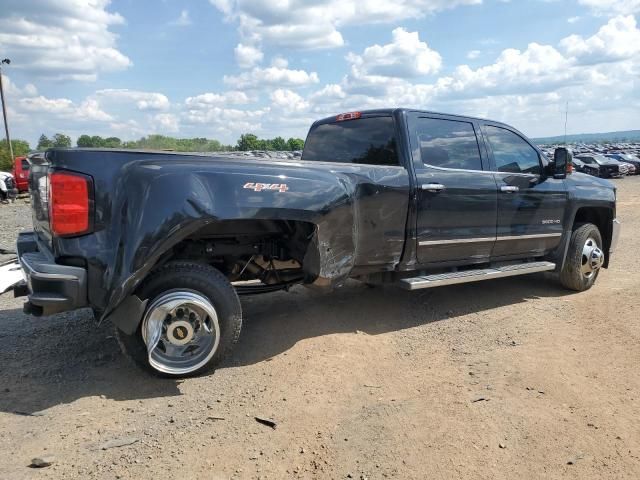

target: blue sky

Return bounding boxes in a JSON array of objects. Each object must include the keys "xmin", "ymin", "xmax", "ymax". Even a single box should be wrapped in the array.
[{"xmin": 1, "ymin": 0, "xmax": 639, "ymax": 147}]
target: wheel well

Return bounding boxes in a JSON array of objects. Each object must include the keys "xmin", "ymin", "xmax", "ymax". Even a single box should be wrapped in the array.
[
  {"xmin": 152, "ymin": 219, "xmax": 318, "ymax": 285},
  {"xmin": 573, "ymin": 207, "xmax": 613, "ymax": 266}
]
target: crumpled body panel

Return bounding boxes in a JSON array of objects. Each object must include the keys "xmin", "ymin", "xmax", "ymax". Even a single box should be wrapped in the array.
[{"xmin": 43, "ymin": 150, "xmax": 410, "ymax": 320}]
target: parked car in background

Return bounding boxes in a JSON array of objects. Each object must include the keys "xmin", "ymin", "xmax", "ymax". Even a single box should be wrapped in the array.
[
  {"xmin": 619, "ymin": 162, "xmax": 636, "ymax": 175},
  {"xmin": 573, "ymin": 158, "xmax": 600, "ymax": 177},
  {"xmin": 12, "ymin": 156, "xmax": 30, "ymax": 192},
  {"xmin": 605, "ymin": 153, "xmax": 640, "ymax": 175},
  {"xmin": 575, "ymin": 154, "xmax": 626, "ymax": 178},
  {"xmin": 0, "ymin": 171, "xmax": 18, "ymax": 202}
]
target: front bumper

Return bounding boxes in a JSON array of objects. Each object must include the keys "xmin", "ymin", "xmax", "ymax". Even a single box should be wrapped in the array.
[
  {"xmin": 610, "ymin": 218, "xmax": 621, "ymax": 259},
  {"xmin": 17, "ymin": 232, "xmax": 88, "ymax": 316}
]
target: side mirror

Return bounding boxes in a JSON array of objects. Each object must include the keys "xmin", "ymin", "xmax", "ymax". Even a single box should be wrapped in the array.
[{"xmin": 553, "ymin": 147, "xmax": 573, "ymax": 179}]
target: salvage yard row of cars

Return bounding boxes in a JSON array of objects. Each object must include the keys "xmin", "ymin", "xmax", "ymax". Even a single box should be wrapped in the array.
[{"xmin": 540, "ymin": 143, "xmax": 640, "ymax": 178}]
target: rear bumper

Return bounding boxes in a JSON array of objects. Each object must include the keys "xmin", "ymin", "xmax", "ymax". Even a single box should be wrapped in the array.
[{"xmin": 17, "ymin": 232, "xmax": 88, "ymax": 316}]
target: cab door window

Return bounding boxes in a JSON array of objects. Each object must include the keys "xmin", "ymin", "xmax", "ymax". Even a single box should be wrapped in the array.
[
  {"xmin": 485, "ymin": 125, "xmax": 541, "ymax": 175},
  {"xmin": 415, "ymin": 118, "xmax": 483, "ymax": 171}
]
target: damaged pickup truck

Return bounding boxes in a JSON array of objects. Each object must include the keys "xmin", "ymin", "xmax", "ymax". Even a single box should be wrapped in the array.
[{"xmin": 5, "ymin": 109, "xmax": 620, "ymax": 377}]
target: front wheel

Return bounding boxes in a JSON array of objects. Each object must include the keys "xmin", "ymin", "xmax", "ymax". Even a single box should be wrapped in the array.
[
  {"xmin": 116, "ymin": 262, "xmax": 242, "ymax": 378},
  {"xmin": 559, "ymin": 223, "xmax": 605, "ymax": 292}
]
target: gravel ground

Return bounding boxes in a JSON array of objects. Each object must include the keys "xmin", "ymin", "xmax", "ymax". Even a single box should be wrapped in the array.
[
  {"xmin": 0, "ymin": 196, "xmax": 31, "ymax": 262},
  {"xmin": 0, "ymin": 178, "xmax": 639, "ymax": 479}
]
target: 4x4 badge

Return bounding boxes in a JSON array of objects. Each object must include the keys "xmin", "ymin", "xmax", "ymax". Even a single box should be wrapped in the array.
[{"xmin": 243, "ymin": 182, "xmax": 289, "ymax": 193}]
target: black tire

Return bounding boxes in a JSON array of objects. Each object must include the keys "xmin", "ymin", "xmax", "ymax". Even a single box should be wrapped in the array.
[
  {"xmin": 116, "ymin": 262, "xmax": 242, "ymax": 378},
  {"xmin": 559, "ymin": 223, "xmax": 604, "ymax": 292}
]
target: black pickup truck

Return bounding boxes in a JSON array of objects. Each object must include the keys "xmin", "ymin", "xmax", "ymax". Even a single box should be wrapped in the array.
[{"xmin": 5, "ymin": 109, "xmax": 620, "ymax": 377}]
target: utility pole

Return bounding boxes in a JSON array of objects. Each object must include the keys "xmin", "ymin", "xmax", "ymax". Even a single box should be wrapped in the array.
[{"xmin": 0, "ymin": 58, "xmax": 14, "ymax": 161}]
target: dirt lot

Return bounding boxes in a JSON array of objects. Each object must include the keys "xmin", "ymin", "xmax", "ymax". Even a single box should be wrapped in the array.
[{"xmin": 0, "ymin": 178, "xmax": 639, "ymax": 479}]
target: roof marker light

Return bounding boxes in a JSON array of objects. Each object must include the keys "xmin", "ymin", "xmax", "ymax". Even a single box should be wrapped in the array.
[{"xmin": 336, "ymin": 112, "xmax": 362, "ymax": 122}]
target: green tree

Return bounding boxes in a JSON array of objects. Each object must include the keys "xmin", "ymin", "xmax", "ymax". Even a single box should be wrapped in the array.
[
  {"xmin": 52, "ymin": 133, "xmax": 72, "ymax": 148},
  {"xmin": 0, "ymin": 139, "xmax": 31, "ymax": 171},
  {"xmin": 287, "ymin": 137, "xmax": 305, "ymax": 151},
  {"xmin": 270, "ymin": 136, "xmax": 288, "ymax": 151},
  {"xmin": 236, "ymin": 133, "xmax": 260, "ymax": 151},
  {"xmin": 77, "ymin": 135, "xmax": 93, "ymax": 147},
  {"xmin": 103, "ymin": 137, "xmax": 122, "ymax": 148},
  {"xmin": 37, "ymin": 134, "xmax": 52, "ymax": 150},
  {"xmin": 91, "ymin": 135, "xmax": 105, "ymax": 147}
]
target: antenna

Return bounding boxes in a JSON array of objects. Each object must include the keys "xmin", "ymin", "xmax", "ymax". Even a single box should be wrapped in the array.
[{"xmin": 564, "ymin": 101, "xmax": 569, "ymax": 146}]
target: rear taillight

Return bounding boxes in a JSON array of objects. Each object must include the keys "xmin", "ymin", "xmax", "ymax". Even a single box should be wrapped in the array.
[{"xmin": 49, "ymin": 171, "xmax": 93, "ymax": 237}]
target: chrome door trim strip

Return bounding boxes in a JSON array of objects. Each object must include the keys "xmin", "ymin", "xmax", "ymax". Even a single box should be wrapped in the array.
[
  {"xmin": 419, "ymin": 237, "xmax": 496, "ymax": 246},
  {"xmin": 495, "ymin": 233, "xmax": 562, "ymax": 241},
  {"xmin": 419, "ymin": 232, "xmax": 562, "ymax": 247}
]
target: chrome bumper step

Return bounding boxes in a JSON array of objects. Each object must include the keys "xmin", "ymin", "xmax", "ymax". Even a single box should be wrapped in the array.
[{"xmin": 399, "ymin": 261, "xmax": 556, "ymax": 291}]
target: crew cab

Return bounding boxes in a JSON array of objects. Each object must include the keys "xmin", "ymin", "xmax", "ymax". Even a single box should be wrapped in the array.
[{"xmin": 4, "ymin": 109, "xmax": 620, "ymax": 377}]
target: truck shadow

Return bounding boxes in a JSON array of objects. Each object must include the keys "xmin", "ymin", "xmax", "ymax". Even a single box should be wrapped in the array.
[
  {"xmin": 233, "ymin": 273, "xmax": 572, "ymax": 366},
  {"xmin": 0, "ymin": 307, "xmax": 182, "ymax": 415},
  {"xmin": 0, "ymin": 273, "xmax": 572, "ymax": 414}
]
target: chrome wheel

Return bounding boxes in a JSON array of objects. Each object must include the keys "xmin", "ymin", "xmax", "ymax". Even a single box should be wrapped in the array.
[
  {"xmin": 581, "ymin": 237, "xmax": 604, "ymax": 279},
  {"xmin": 141, "ymin": 291, "xmax": 220, "ymax": 375}
]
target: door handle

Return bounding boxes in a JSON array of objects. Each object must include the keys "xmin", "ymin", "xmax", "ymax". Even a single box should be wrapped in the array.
[
  {"xmin": 421, "ymin": 183, "xmax": 446, "ymax": 193},
  {"xmin": 500, "ymin": 185, "xmax": 519, "ymax": 193}
]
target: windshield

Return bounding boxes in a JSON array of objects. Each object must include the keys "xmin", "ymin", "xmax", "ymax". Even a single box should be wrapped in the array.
[{"xmin": 302, "ymin": 116, "xmax": 399, "ymax": 166}]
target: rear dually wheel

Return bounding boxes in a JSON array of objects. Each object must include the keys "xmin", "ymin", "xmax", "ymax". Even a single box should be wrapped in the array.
[{"xmin": 116, "ymin": 262, "xmax": 242, "ymax": 378}]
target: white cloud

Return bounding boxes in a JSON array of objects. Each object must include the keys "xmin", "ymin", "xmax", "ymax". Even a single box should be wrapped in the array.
[
  {"xmin": 0, "ymin": 0, "xmax": 131, "ymax": 81},
  {"xmin": 170, "ymin": 9, "xmax": 192, "ymax": 27},
  {"xmin": 76, "ymin": 98, "xmax": 114, "ymax": 122},
  {"xmin": 185, "ymin": 91, "xmax": 250, "ymax": 107},
  {"xmin": 18, "ymin": 95, "xmax": 113, "ymax": 122},
  {"xmin": 223, "ymin": 65, "xmax": 319, "ymax": 89},
  {"xmin": 346, "ymin": 28, "xmax": 442, "ymax": 78},
  {"xmin": 182, "ymin": 105, "xmax": 268, "ymax": 139},
  {"xmin": 447, "ymin": 43, "xmax": 572, "ymax": 96},
  {"xmin": 270, "ymin": 56, "xmax": 289, "ymax": 68},
  {"xmin": 2, "ymin": 75, "xmax": 38, "ymax": 97},
  {"xmin": 153, "ymin": 113, "xmax": 180, "ymax": 133},
  {"xmin": 6, "ymin": 10, "xmax": 640, "ymax": 147},
  {"xmin": 270, "ymin": 88, "xmax": 309, "ymax": 112},
  {"xmin": 210, "ymin": 0, "xmax": 481, "ymax": 50},
  {"xmin": 234, "ymin": 43, "xmax": 264, "ymax": 68},
  {"xmin": 94, "ymin": 89, "xmax": 171, "ymax": 111},
  {"xmin": 578, "ymin": 0, "xmax": 640, "ymax": 15},
  {"xmin": 560, "ymin": 15, "xmax": 640, "ymax": 64}
]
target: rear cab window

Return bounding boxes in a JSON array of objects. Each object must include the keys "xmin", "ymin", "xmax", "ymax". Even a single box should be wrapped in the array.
[
  {"xmin": 302, "ymin": 116, "xmax": 399, "ymax": 166},
  {"xmin": 21, "ymin": 159, "xmax": 30, "ymax": 170}
]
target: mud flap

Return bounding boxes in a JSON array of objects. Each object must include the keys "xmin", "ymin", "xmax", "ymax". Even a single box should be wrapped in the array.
[
  {"xmin": 104, "ymin": 295, "xmax": 148, "ymax": 335},
  {"xmin": 0, "ymin": 260, "xmax": 26, "ymax": 295}
]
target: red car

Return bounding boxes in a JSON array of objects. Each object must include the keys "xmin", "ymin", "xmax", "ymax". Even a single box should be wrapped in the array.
[{"xmin": 12, "ymin": 156, "xmax": 30, "ymax": 192}]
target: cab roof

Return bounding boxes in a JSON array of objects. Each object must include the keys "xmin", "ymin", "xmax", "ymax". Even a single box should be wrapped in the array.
[{"xmin": 310, "ymin": 108, "xmax": 512, "ymax": 129}]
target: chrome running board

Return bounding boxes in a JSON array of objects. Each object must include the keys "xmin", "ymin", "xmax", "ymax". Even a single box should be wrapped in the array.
[{"xmin": 399, "ymin": 261, "xmax": 556, "ymax": 291}]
